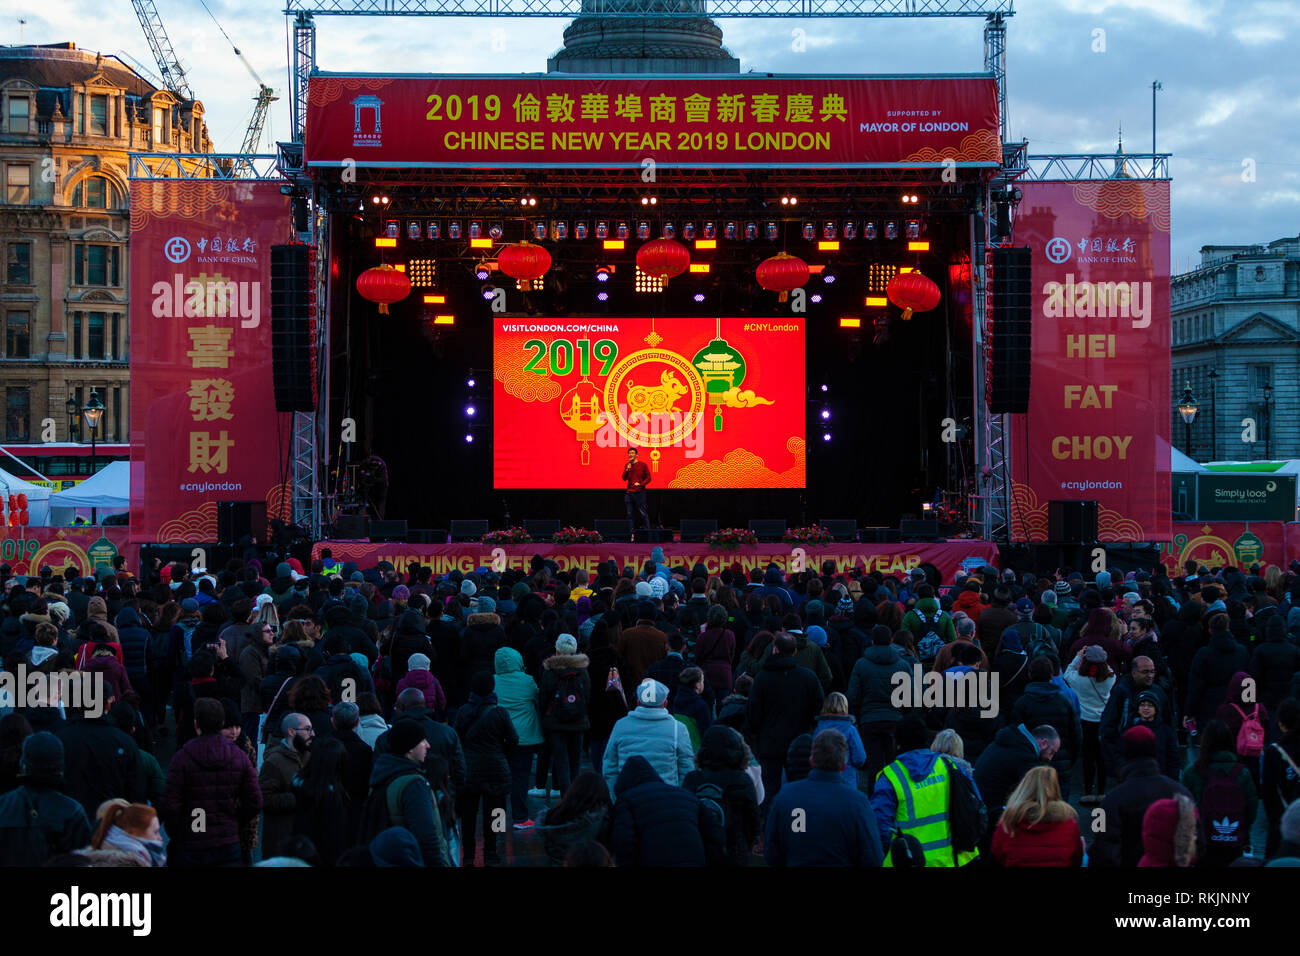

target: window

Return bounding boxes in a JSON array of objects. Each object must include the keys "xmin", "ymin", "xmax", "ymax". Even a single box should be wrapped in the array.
[
  {"xmin": 111, "ymin": 313, "xmax": 120, "ymax": 360},
  {"xmin": 90, "ymin": 94, "xmax": 108, "ymax": 135},
  {"xmin": 7, "ymin": 96, "xmax": 30, "ymax": 134},
  {"xmin": 76, "ymin": 93, "xmax": 84, "ymax": 134},
  {"xmin": 5, "ymin": 387, "xmax": 30, "ymax": 441},
  {"xmin": 72, "ymin": 313, "xmax": 82, "ymax": 359},
  {"xmin": 74, "ymin": 245, "xmax": 121, "ymax": 286},
  {"xmin": 5, "ymin": 311, "xmax": 29, "ymax": 358},
  {"xmin": 153, "ymin": 107, "xmax": 169, "ymax": 145},
  {"xmin": 88, "ymin": 312, "xmax": 105, "ymax": 359},
  {"xmin": 1255, "ymin": 365, "xmax": 1272, "ymax": 390},
  {"xmin": 112, "ymin": 387, "xmax": 121, "ymax": 441},
  {"xmin": 6, "ymin": 243, "xmax": 30, "ymax": 284},
  {"xmin": 6, "ymin": 164, "xmax": 31, "ymax": 204},
  {"xmin": 73, "ymin": 177, "xmax": 109, "ymax": 209}
]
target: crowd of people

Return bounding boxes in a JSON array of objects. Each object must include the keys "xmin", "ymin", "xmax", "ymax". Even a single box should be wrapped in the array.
[{"xmin": 1, "ymin": 546, "xmax": 1298, "ymax": 868}]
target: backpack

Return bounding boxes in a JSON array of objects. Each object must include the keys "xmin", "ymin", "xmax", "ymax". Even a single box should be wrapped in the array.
[
  {"xmin": 673, "ymin": 713, "xmax": 702, "ymax": 751},
  {"xmin": 1232, "ymin": 704, "xmax": 1265, "ymax": 758},
  {"xmin": 914, "ymin": 611, "xmax": 945, "ymax": 662},
  {"xmin": 694, "ymin": 780, "xmax": 727, "ymax": 832},
  {"xmin": 1024, "ymin": 624, "xmax": 1060, "ymax": 667},
  {"xmin": 358, "ymin": 772, "xmax": 425, "ymax": 842},
  {"xmin": 547, "ymin": 669, "xmax": 587, "ymax": 724},
  {"xmin": 943, "ymin": 757, "xmax": 986, "ymax": 855},
  {"xmin": 1201, "ymin": 764, "xmax": 1248, "ymax": 849}
]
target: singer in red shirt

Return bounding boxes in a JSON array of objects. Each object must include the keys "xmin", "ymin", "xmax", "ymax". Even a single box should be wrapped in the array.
[{"xmin": 622, "ymin": 447, "xmax": 651, "ymax": 531}]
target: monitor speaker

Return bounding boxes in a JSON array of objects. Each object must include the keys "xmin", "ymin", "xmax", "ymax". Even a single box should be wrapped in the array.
[
  {"xmin": 333, "ymin": 514, "xmax": 368, "ymax": 540},
  {"xmin": 747, "ymin": 519, "xmax": 787, "ymax": 541},
  {"xmin": 449, "ymin": 519, "xmax": 488, "ymax": 541},
  {"xmin": 271, "ymin": 243, "xmax": 315, "ymax": 412},
  {"xmin": 369, "ymin": 519, "xmax": 407, "ymax": 542},
  {"xmin": 217, "ymin": 500, "xmax": 268, "ymax": 545},
  {"xmin": 989, "ymin": 245, "xmax": 1032, "ymax": 414},
  {"xmin": 1048, "ymin": 500, "xmax": 1098, "ymax": 544},
  {"xmin": 680, "ymin": 519, "xmax": 718, "ymax": 543}
]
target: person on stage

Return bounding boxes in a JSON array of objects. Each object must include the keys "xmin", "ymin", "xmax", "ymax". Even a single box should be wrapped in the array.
[{"xmin": 622, "ymin": 448, "xmax": 651, "ymax": 533}]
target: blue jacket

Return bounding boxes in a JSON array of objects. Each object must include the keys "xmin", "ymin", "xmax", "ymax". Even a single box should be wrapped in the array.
[
  {"xmin": 493, "ymin": 647, "xmax": 545, "ymax": 746},
  {"xmin": 813, "ymin": 714, "xmax": 866, "ymax": 788},
  {"xmin": 611, "ymin": 756, "xmax": 725, "ymax": 867},
  {"xmin": 871, "ymin": 748, "xmax": 981, "ymax": 842},
  {"xmin": 765, "ymin": 769, "xmax": 883, "ymax": 867},
  {"xmin": 1051, "ymin": 675, "xmax": 1081, "ymax": 716},
  {"xmin": 603, "ymin": 706, "xmax": 696, "ymax": 794}
]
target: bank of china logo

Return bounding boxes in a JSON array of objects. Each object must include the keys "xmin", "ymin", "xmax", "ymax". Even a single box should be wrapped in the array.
[
  {"xmin": 1266, "ymin": 480, "xmax": 1277, "ymax": 492},
  {"xmin": 164, "ymin": 236, "xmax": 191, "ymax": 264},
  {"xmin": 1211, "ymin": 816, "xmax": 1240, "ymax": 841},
  {"xmin": 1045, "ymin": 237, "xmax": 1072, "ymax": 264}
]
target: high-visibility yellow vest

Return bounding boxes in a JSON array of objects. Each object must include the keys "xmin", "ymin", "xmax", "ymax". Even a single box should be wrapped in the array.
[{"xmin": 880, "ymin": 757, "xmax": 978, "ymax": 868}]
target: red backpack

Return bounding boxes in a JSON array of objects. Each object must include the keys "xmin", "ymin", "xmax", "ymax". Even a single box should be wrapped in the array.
[{"xmin": 1231, "ymin": 704, "xmax": 1265, "ymax": 758}]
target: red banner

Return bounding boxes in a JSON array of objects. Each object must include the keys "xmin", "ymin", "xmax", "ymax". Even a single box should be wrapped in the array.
[
  {"xmin": 313, "ymin": 541, "xmax": 999, "ymax": 582},
  {"xmin": 303, "ymin": 75, "xmax": 1001, "ymax": 168},
  {"xmin": 494, "ymin": 317, "xmax": 805, "ymax": 489},
  {"xmin": 1157, "ymin": 522, "xmax": 1287, "ymax": 573},
  {"xmin": 0, "ymin": 526, "xmax": 137, "ymax": 578},
  {"xmin": 128, "ymin": 181, "xmax": 292, "ymax": 542},
  {"xmin": 1009, "ymin": 181, "xmax": 1171, "ymax": 542}
]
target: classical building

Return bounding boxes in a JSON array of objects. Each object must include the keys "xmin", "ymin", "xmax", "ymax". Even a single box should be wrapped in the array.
[
  {"xmin": 1171, "ymin": 236, "xmax": 1300, "ymax": 463},
  {"xmin": 0, "ymin": 42, "xmax": 213, "ymax": 448},
  {"xmin": 547, "ymin": 0, "xmax": 740, "ymax": 73}
]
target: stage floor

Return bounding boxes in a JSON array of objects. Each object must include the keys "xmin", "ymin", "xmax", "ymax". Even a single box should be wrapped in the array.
[{"xmin": 313, "ymin": 539, "xmax": 1000, "ymax": 581}]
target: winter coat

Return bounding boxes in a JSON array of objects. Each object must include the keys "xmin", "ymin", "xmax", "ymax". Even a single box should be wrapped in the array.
[
  {"xmin": 375, "ymin": 708, "xmax": 466, "ymax": 797},
  {"xmin": 1250, "ymin": 634, "xmax": 1300, "ymax": 711},
  {"xmin": 611, "ymin": 756, "xmax": 725, "ymax": 867},
  {"xmin": 991, "ymin": 816, "xmax": 1084, "ymax": 867},
  {"xmin": 603, "ymin": 706, "xmax": 696, "ymax": 793},
  {"xmin": 1262, "ymin": 733, "xmax": 1300, "ymax": 840},
  {"xmin": 973, "ymin": 724, "xmax": 1048, "ymax": 816},
  {"xmin": 1186, "ymin": 631, "xmax": 1251, "ymax": 729},
  {"xmin": 1011, "ymin": 682, "xmax": 1082, "ymax": 775},
  {"xmin": 747, "ymin": 655, "xmax": 825, "ymax": 760},
  {"xmin": 315, "ymin": 653, "xmax": 375, "ymax": 707},
  {"xmin": 1181, "ymin": 751, "xmax": 1258, "ymax": 833},
  {"xmin": 616, "ymin": 623, "xmax": 669, "ymax": 699},
  {"xmin": 847, "ymin": 644, "xmax": 912, "ymax": 725},
  {"xmin": 114, "ymin": 607, "xmax": 151, "ymax": 683},
  {"xmin": 83, "ymin": 598, "xmax": 119, "ymax": 643},
  {"xmin": 1065, "ymin": 633, "xmax": 1132, "ymax": 673},
  {"xmin": 758, "ymin": 633, "xmax": 834, "ymax": 693},
  {"xmin": 396, "ymin": 668, "xmax": 447, "ymax": 717},
  {"xmin": 1088, "ymin": 758, "xmax": 1193, "ymax": 867},
  {"xmin": 54, "ymin": 717, "xmax": 147, "ymax": 820},
  {"xmin": 694, "ymin": 627, "xmax": 736, "ymax": 698},
  {"xmin": 454, "ymin": 693, "xmax": 518, "ymax": 796},
  {"xmin": 683, "ymin": 766, "xmax": 762, "ymax": 866},
  {"xmin": 976, "ymin": 604, "xmax": 1017, "ymax": 652},
  {"xmin": 1138, "ymin": 794, "xmax": 1200, "ymax": 867},
  {"xmin": 366, "ymin": 753, "xmax": 450, "ymax": 867},
  {"xmin": 585, "ymin": 644, "xmax": 629, "ymax": 740},
  {"xmin": 259, "ymin": 739, "xmax": 307, "ymax": 858},
  {"xmin": 389, "ymin": 627, "xmax": 434, "ymax": 683},
  {"xmin": 539, "ymin": 653, "xmax": 592, "ymax": 733},
  {"xmin": 813, "ymin": 714, "xmax": 867, "ymax": 788},
  {"xmin": 462, "ymin": 613, "xmax": 507, "ymax": 682},
  {"xmin": 1063, "ymin": 656, "xmax": 1115, "ymax": 723},
  {"xmin": 291, "ymin": 776, "xmax": 351, "ymax": 867},
  {"xmin": 1100, "ymin": 676, "xmax": 1173, "ymax": 776},
  {"xmin": 1214, "ymin": 671, "xmax": 1270, "ymax": 751},
  {"xmin": 990, "ymin": 650, "xmax": 1032, "ymax": 716},
  {"xmin": 162, "ymin": 732, "xmax": 262, "ymax": 851},
  {"xmin": 238, "ymin": 643, "xmax": 269, "ymax": 715},
  {"xmin": 0, "ymin": 783, "xmax": 92, "ymax": 867},
  {"xmin": 535, "ymin": 806, "xmax": 611, "ymax": 867},
  {"xmin": 952, "ymin": 588, "xmax": 987, "ymax": 623},
  {"xmin": 903, "ymin": 598, "xmax": 957, "ymax": 646},
  {"xmin": 493, "ymin": 647, "xmax": 545, "ymax": 747},
  {"xmin": 80, "ymin": 654, "xmax": 133, "ymax": 703},
  {"xmin": 944, "ymin": 699, "xmax": 999, "ymax": 764},
  {"xmin": 768, "ymin": 767, "xmax": 884, "ymax": 867}
]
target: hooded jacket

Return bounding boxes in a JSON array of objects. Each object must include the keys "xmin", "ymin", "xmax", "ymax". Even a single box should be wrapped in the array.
[
  {"xmin": 973, "ymin": 724, "xmax": 1047, "ymax": 816},
  {"xmin": 747, "ymin": 654, "xmax": 825, "ymax": 760},
  {"xmin": 603, "ymin": 704, "xmax": 696, "ymax": 793},
  {"xmin": 113, "ymin": 607, "xmax": 151, "ymax": 681},
  {"xmin": 366, "ymin": 753, "xmax": 450, "ymax": 867},
  {"xmin": 539, "ymin": 652, "xmax": 592, "ymax": 732},
  {"xmin": 536, "ymin": 805, "xmax": 610, "ymax": 867},
  {"xmin": 1138, "ymin": 796, "xmax": 1199, "ymax": 867},
  {"xmin": 903, "ymin": 597, "xmax": 957, "ymax": 646},
  {"xmin": 1250, "ymin": 624, "xmax": 1300, "ymax": 711},
  {"xmin": 847, "ymin": 644, "xmax": 912, "ymax": 725},
  {"xmin": 1180, "ymin": 750, "xmax": 1259, "ymax": 836},
  {"xmin": 611, "ymin": 755, "xmax": 724, "ymax": 867},
  {"xmin": 461, "ymin": 612, "xmax": 507, "ymax": 682},
  {"xmin": 1186, "ymin": 630, "xmax": 1251, "ymax": 729},
  {"xmin": 1089, "ymin": 757, "xmax": 1193, "ymax": 867},
  {"xmin": 162, "ymin": 732, "xmax": 262, "ymax": 850},
  {"xmin": 871, "ymin": 748, "xmax": 972, "ymax": 851},
  {"xmin": 454, "ymin": 692, "xmax": 518, "ymax": 795},
  {"xmin": 389, "ymin": 611, "xmax": 433, "ymax": 682},
  {"xmin": 0, "ymin": 778, "xmax": 92, "ymax": 867},
  {"xmin": 1215, "ymin": 670, "xmax": 1270, "ymax": 746},
  {"xmin": 493, "ymin": 647, "xmax": 545, "ymax": 746},
  {"xmin": 54, "ymin": 716, "xmax": 147, "ymax": 820},
  {"xmin": 83, "ymin": 598, "xmax": 119, "ymax": 643},
  {"xmin": 395, "ymin": 667, "xmax": 446, "ymax": 716},
  {"xmin": 1011, "ymin": 681, "xmax": 1081, "ymax": 774}
]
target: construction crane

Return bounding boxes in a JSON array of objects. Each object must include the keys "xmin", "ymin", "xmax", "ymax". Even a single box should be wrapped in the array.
[
  {"xmin": 198, "ymin": 0, "xmax": 279, "ymax": 175},
  {"xmin": 128, "ymin": 0, "xmax": 194, "ymax": 101}
]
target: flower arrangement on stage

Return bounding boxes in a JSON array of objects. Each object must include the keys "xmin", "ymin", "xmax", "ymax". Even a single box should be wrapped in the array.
[
  {"xmin": 552, "ymin": 527, "xmax": 604, "ymax": 545},
  {"xmin": 482, "ymin": 527, "xmax": 532, "ymax": 545},
  {"xmin": 705, "ymin": 528, "xmax": 758, "ymax": 550},
  {"xmin": 783, "ymin": 525, "xmax": 835, "ymax": 546}
]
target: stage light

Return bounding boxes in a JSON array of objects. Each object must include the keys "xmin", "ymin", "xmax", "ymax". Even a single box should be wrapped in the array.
[
  {"xmin": 465, "ymin": 433, "xmax": 474, "ymax": 442},
  {"xmin": 724, "ymin": 221, "xmax": 738, "ymax": 241},
  {"xmin": 820, "ymin": 408, "xmax": 831, "ymax": 420},
  {"xmin": 407, "ymin": 260, "xmax": 437, "ymax": 286},
  {"xmin": 744, "ymin": 221, "xmax": 758, "ymax": 241},
  {"xmin": 595, "ymin": 266, "xmax": 612, "ymax": 282},
  {"xmin": 780, "ymin": 195, "xmax": 798, "ymax": 206},
  {"xmin": 693, "ymin": 293, "xmax": 705, "ymax": 302},
  {"xmin": 885, "ymin": 220, "xmax": 898, "ymax": 240},
  {"xmin": 374, "ymin": 237, "xmax": 397, "ymax": 248},
  {"xmin": 447, "ymin": 221, "xmax": 462, "ymax": 239},
  {"xmin": 908, "ymin": 240, "xmax": 931, "ymax": 252},
  {"xmin": 634, "ymin": 267, "xmax": 664, "ymax": 294},
  {"xmin": 822, "ymin": 431, "xmax": 832, "ymax": 442},
  {"xmin": 371, "ymin": 194, "xmax": 390, "ymax": 207},
  {"xmin": 810, "ymin": 293, "xmax": 823, "ymax": 303},
  {"xmin": 596, "ymin": 220, "xmax": 609, "ymax": 239},
  {"xmin": 822, "ymin": 271, "xmax": 837, "ymax": 284},
  {"xmin": 465, "ymin": 404, "xmax": 476, "ymax": 417},
  {"xmin": 689, "ymin": 263, "xmax": 710, "ymax": 273},
  {"xmin": 703, "ymin": 221, "xmax": 716, "ymax": 240},
  {"xmin": 553, "ymin": 221, "xmax": 568, "ymax": 241},
  {"xmin": 534, "ymin": 221, "xmax": 547, "ymax": 241},
  {"xmin": 474, "ymin": 262, "xmax": 490, "ymax": 281},
  {"xmin": 603, "ymin": 239, "xmax": 625, "ymax": 250},
  {"xmin": 864, "ymin": 296, "xmax": 889, "ymax": 307},
  {"xmin": 695, "ymin": 239, "xmax": 716, "ymax": 250},
  {"xmin": 407, "ymin": 221, "xmax": 421, "ymax": 240},
  {"xmin": 467, "ymin": 376, "xmax": 476, "ymax": 388},
  {"xmin": 843, "ymin": 221, "xmax": 857, "ymax": 240},
  {"xmin": 640, "ymin": 195, "xmax": 657, "ymax": 206},
  {"xmin": 818, "ymin": 241, "xmax": 840, "ymax": 252},
  {"xmin": 839, "ymin": 317, "xmax": 862, "ymax": 328},
  {"xmin": 823, "ymin": 221, "xmax": 837, "ymax": 241},
  {"xmin": 864, "ymin": 221, "xmax": 878, "ymax": 240},
  {"xmin": 662, "ymin": 222, "xmax": 675, "ymax": 239},
  {"xmin": 820, "ymin": 383, "xmax": 830, "ymax": 393},
  {"xmin": 574, "ymin": 221, "xmax": 588, "ymax": 240},
  {"xmin": 489, "ymin": 222, "xmax": 504, "ymax": 240},
  {"xmin": 422, "ymin": 294, "xmax": 447, "ymax": 304},
  {"xmin": 802, "ymin": 221, "xmax": 815, "ymax": 241},
  {"xmin": 385, "ymin": 220, "xmax": 400, "ymax": 238},
  {"xmin": 481, "ymin": 286, "xmax": 497, "ymax": 300},
  {"xmin": 596, "ymin": 290, "xmax": 609, "ymax": 302},
  {"xmin": 469, "ymin": 221, "xmax": 482, "ymax": 239},
  {"xmin": 766, "ymin": 221, "xmax": 779, "ymax": 241},
  {"xmin": 616, "ymin": 221, "xmax": 630, "ymax": 240},
  {"xmin": 469, "ymin": 238, "xmax": 492, "ymax": 249},
  {"xmin": 637, "ymin": 221, "xmax": 651, "ymax": 240},
  {"xmin": 902, "ymin": 193, "xmax": 919, "ymax": 205},
  {"xmin": 922, "ymin": 501, "xmax": 934, "ymax": 513},
  {"xmin": 682, "ymin": 222, "xmax": 695, "ymax": 240},
  {"xmin": 426, "ymin": 221, "xmax": 440, "ymax": 240},
  {"xmin": 906, "ymin": 219, "xmax": 922, "ymax": 240},
  {"xmin": 520, "ymin": 193, "xmax": 537, "ymax": 207}
]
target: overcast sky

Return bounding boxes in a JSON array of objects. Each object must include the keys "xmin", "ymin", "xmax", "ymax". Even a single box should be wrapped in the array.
[{"xmin": 12, "ymin": 0, "xmax": 1299, "ymax": 269}]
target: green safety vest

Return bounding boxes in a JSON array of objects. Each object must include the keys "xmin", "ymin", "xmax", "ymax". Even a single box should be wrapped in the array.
[{"xmin": 880, "ymin": 757, "xmax": 978, "ymax": 868}]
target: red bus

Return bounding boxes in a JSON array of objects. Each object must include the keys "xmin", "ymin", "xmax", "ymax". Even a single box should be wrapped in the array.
[{"xmin": 0, "ymin": 443, "xmax": 129, "ymax": 492}]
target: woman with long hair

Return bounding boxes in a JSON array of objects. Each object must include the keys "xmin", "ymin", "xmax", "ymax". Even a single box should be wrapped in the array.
[
  {"xmin": 288, "ymin": 675, "xmax": 334, "ymax": 739},
  {"xmin": 292, "ymin": 737, "xmax": 350, "ymax": 866},
  {"xmin": 738, "ymin": 629, "xmax": 775, "ymax": 679},
  {"xmin": 695, "ymin": 604, "xmax": 736, "ymax": 709},
  {"xmin": 1064, "ymin": 645, "xmax": 1116, "ymax": 804},
  {"xmin": 239, "ymin": 619, "xmax": 276, "ymax": 733},
  {"xmin": 876, "ymin": 600, "xmax": 903, "ymax": 634},
  {"xmin": 89, "ymin": 799, "xmax": 166, "ymax": 867},
  {"xmin": 256, "ymin": 598, "xmax": 282, "ymax": 642},
  {"xmin": 535, "ymin": 770, "xmax": 614, "ymax": 867},
  {"xmin": 991, "ymin": 765, "xmax": 1083, "ymax": 867},
  {"xmin": 1180, "ymin": 718, "xmax": 1258, "ymax": 867}
]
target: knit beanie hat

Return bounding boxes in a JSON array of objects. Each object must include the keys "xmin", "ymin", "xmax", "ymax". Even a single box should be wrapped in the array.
[
  {"xmin": 635, "ymin": 581, "xmax": 653, "ymax": 599},
  {"xmin": 392, "ymin": 585, "xmax": 410, "ymax": 601},
  {"xmin": 1054, "ymin": 581, "xmax": 1071, "ymax": 596},
  {"xmin": 512, "ymin": 581, "xmax": 531, "ymax": 603},
  {"xmin": 461, "ymin": 579, "xmax": 477, "ymax": 597},
  {"xmin": 387, "ymin": 719, "xmax": 427, "ymax": 757},
  {"xmin": 806, "ymin": 625, "xmax": 828, "ymax": 648},
  {"xmin": 21, "ymin": 732, "xmax": 65, "ymax": 777},
  {"xmin": 476, "ymin": 595, "xmax": 496, "ymax": 614},
  {"xmin": 649, "ymin": 576, "xmax": 669, "ymax": 599},
  {"xmin": 555, "ymin": 633, "xmax": 578, "ymax": 655},
  {"xmin": 407, "ymin": 653, "xmax": 431, "ymax": 671},
  {"xmin": 1122, "ymin": 724, "xmax": 1157, "ymax": 760}
]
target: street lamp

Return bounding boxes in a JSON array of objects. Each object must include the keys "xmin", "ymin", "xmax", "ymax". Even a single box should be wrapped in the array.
[
  {"xmin": 1263, "ymin": 381, "xmax": 1274, "ymax": 460},
  {"xmin": 1177, "ymin": 381, "xmax": 1199, "ymax": 457},
  {"xmin": 83, "ymin": 391, "xmax": 104, "ymax": 525},
  {"xmin": 64, "ymin": 395, "xmax": 78, "ymax": 442}
]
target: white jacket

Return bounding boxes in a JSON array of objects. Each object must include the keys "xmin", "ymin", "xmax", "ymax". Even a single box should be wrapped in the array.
[{"xmin": 1063, "ymin": 657, "xmax": 1116, "ymax": 722}]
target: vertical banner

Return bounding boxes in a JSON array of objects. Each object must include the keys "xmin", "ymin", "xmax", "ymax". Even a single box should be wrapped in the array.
[
  {"xmin": 128, "ymin": 180, "xmax": 292, "ymax": 542},
  {"xmin": 1009, "ymin": 181, "xmax": 1171, "ymax": 542}
]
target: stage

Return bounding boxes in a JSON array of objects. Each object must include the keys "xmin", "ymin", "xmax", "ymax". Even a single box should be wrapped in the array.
[{"xmin": 312, "ymin": 539, "xmax": 999, "ymax": 580}]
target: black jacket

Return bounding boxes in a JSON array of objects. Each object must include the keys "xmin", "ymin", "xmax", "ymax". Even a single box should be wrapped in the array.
[
  {"xmin": 846, "ymin": 644, "xmax": 912, "ymax": 725},
  {"xmin": 1250, "ymin": 636, "xmax": 1300, "ymax": 711},
  {"xmin": 683, "ymin": 766, "xmax": 761, "ymax": 866},
  {"xmin": 365, "ymin": 753, "xmax": 449, "ymax": 867},
  {"xmin": 54, "ymin": 716, "xmax": 147, "ymax": 820},
  {"xmin": 747, "ymin": 655, "xmax": 825, "ymax": 760},
  {"xmin": 1100, "ymin": 677, "xmax": 1172, "ymax": 777},
  {"xmin": 462, "ymin": 613, "xmax": 507, "ymax": 682},
  {"xmin": 611, "ymin": 756, "xmax": 725, "ymax": 867},
  {"xmin": 1088, "ymin": 757, "xmax": 1193, "ymax": 867},
  {"xmin": 973, "ymin": 723, "xmax": 1047, "ymax": 816},
  {"xmin": 0, "ymin": 782, "xmax": 92, "ymax": 866},
  {"xmin": 114, "ymin": 607, "xmax": 151, "ymax": 682},
  {"xmin": 1186, "ymin": 631, "xmax": 1251, "ymax": 729},
  {"xmin": 454, "ymin": 693, "xmax": 518, "ymax": 795},
  {"xmin": 1011, "ymin": 681, "xmax": 1082, "ymax": 776},
  {"xmin": 538, "ymin": 653, "xmax": 592, "ymax": 732},
  {"xmin": 375, "ymin": 708, "xmax": 466, "ymax": 798},
  {"xmin": 314, "ymin": 653, "xmax": 375, "ymax": 705}
]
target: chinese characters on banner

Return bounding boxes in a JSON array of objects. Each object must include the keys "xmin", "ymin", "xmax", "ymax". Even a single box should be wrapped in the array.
[
  {"xmin": 128, "ymin": 180, "xmax": 291, "ymax": 542},
  {"xmin": 1008, "ymin": 181, "xmax": 1172, "ymax": 542},
  {"xmin": 303, "ymin": 76, "xmax": 1002, "ymax": 167}
]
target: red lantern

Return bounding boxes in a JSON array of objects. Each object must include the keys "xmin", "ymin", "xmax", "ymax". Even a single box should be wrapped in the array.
[
  {"xmin": 16, "ymin": 494, "xmax": 27, "ymax": 509},
  {"xmin": 886, "ymin": 270, "xmax": 941, "ymax": 320},
  {"xmin": 18, "ymin": 510, "xmax": 28, "ymax": 526},
  {"xmin": 356, "ymin": 264, "xmax": 411, "ymax": 315},
  {"xmin": 498, "ymin": 240, "xmax": 552, "ymax": 291},
  {"xmin": 755, "ymin": 252, "xmax": 810, "ymax": 303},
  {"xmin": 635, "ymin": 237, "xmax": 690, "ymax": 286}
]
